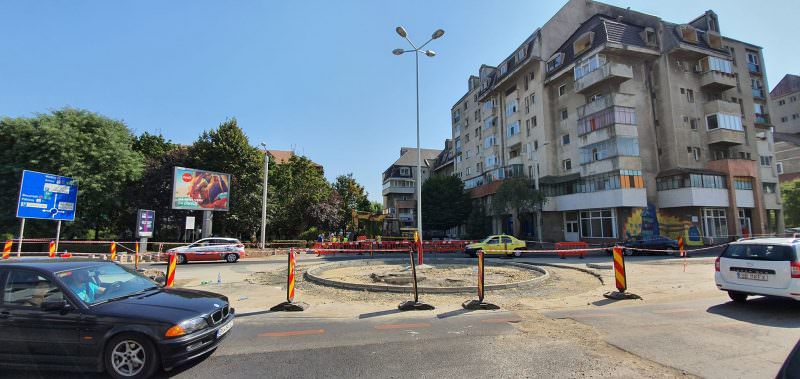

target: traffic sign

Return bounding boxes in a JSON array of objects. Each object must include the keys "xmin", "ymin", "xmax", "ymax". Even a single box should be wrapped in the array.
[{"xmin": 16, "ymin": 170, "xmax": 78, "ymax": 221}]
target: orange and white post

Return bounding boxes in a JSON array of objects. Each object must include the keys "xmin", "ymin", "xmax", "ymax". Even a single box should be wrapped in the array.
[
  {"xmin": 165, "ymin": 253, "xmax": 177, "ymax": 287},
  {"xmin": 48, "ymin": 240, "xmax": 56, "ymax": 258},
  {"xmin": 110, "ymin": 241, "xmax": 117, "ymax": 261},
  {"xmin": 287, "ymin": 248, "xmax": 296, "ymax": 303},
  {"xmin": 2, "ymin": 240, "xmax": 12, "ymax": 259},
  {"xmin": 269, "ymin": 247, "xmax": 308, "ymax": 311},
  {"xmin": 612, "ymin": 246, "xmax": 627, "ymax": 293}
]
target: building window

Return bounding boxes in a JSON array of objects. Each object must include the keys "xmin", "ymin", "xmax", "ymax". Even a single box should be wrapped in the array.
[
  {"xmin": 778, "ymin": 99, "xmax": 785, "ymax": 106},
  {"xmin": 533, "ymin": 140, "xmax": 539, "ymax": 150},
  {"xmin": 484, "ymin": 135, "xmax": 496, "ymax": 148},
  {"xmin": 692, "ymin": 147, "xmax": 701, "ymax": 161},
  {"xmin": 466, "ymin": 167, "xmax": 471, "ymax": 176},
  {"xmin": 577, "ymin": 106, "xmax": 637, "ymax": 135},
  {"xmin": 644, "ymin": 28, "xmax": 657, "ymax": 46},
  {"xmin": 678, "ymin": 25, "xmax": 699, "ymax": 43},
  {"xmin": 563, "ymin": 159, "xmax": 572, "ymax": 171},
  {"xmin": 483, "ymin": 116, "xmax": 496, "ymax": 129},
  {"xmin": 530, "ymin": 93, "xmax": 536, "ymax": 105},
  {"xmin": 532, "ymin": 115, "xmax": 537, "ymax": 127},
  {"xmin": 746, "ymin": 51, "xmax": 760, "ymax": 73},
  {"xmin": 657, "ymin": 174, "xmax": 726, "ymax": 191},
  {"xmin": 763, "ymin": 182, "xmax": 777, "ymax": 194},
  {"xmin": 698, "ymin": 56, "xmax": 733, "ymax": 74},
  {"xmin": 706, "ymin": 113, "xmax": 743, "ymax": 131},
  {"xmin": 561, "ymin": 134, "xmax": 570, "ymax": 145},
  {"xmin": 573, "ymin": 54, "xmax": 606, "ymax": 81},
  {"xmin": 760, "ymin": 155, "xmax": 773, "ymax": 167},
  {"xmin": 579, "ymin": 138, "xmax": 640, "ymax": 164},
  {"xmin": 546, "ymin": 53, "xmax": 564, "ymax": 73},
  {"xmin": 399, "ymin": 167, "xmax": 411, "ymax": 176},
  {"xmin": 485, "ymin": 155, "xmax": 497, "ymax": 168},
  {"xmin": 506, "ymin": 98, "xmax": 518, "ymax": 116},
  {"xmin": 579, "ymin": 209, "xmax": 617, "ymax": 238},
  {"xmin": 777, "ymin": 162, "xmax": 784, "ymax": 174},
  {"xmin": 572, "ymin": 32, "xmax": 594, "ymax": 56},
  {"xmin": 703, "ymin": 208, "xmax": 728, "ymax": 238},
  {"xmin": 734, "ymin": 177, "xmax": 753, "ymax": 190},
  {"xmin": 465, "ymin": 149, "xmax": 471, "ymax": 159},
  {"xmin": 690, "ymin": 118, "xmax": 699, "ymax": 130},
  {"xmin": 794, "ymin": 114, "xmax": 800, "ymax": 120},
  {"xmin": 686, "ymin": 89, "xmax": 694, "ymax": 103},
  {"xmin": 558, "ymin": 84, "xmax": 567, "ymax": 96},
  {"xmin": 507, "ymin": 121, "xmax": 520, "ymax": 137},
  {"xmin": 560, "ymin": 108, "xmax": 568, "ymax": 120},
  {"xmin": 499, "ymin": 63, "xmax": 508, "ymax": 75}
]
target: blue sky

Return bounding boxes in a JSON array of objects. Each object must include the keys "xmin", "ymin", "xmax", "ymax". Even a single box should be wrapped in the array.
[{"xmin": 1, "ymin": 0, "xmax": 797, "ymax": 202}]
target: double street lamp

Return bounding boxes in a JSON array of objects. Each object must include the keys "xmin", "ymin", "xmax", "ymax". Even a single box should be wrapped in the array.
[{"xmin": 392, "ymin": 26, "xmax": 444, "ymax": 252}]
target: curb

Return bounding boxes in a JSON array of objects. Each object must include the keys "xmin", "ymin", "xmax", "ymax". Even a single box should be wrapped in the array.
[
  {"xmin": 303, "ymin": 258, "xmax": 549, "ymax": 294},
  {"xmin": 515, "ymin": 261, "xmax": 605, "ymax": 285}
]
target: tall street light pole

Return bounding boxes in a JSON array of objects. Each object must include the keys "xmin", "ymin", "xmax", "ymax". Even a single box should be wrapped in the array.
[
  {"xmin": 393, "ymin": 26, "xmax": 444, "ymax": 264},
  {"xmin": 260, "ymin": 142, "xmax": 269, "ymax": 250}
]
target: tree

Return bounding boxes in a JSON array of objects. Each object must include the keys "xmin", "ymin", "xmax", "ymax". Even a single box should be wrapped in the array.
[
  {"xmin": 269, "ymin": 155, "xmax": 335, "ymax": 238},
  {"xmin": 421, "ymin": 175, "xmax": 471, "ymax": 232},
  {"xmin": 782, "ymin": 179, "xmax": 800, "ymax": 227},
  {"xmin": 465, "ymin": 201, "xmax": 491, "ymax": 239},
  {"xmin": 0, "ymin": 108, "xmax": 144, "ymax": 239},
  {"xmin": 492, "ymin": 177, "xmax": 546, "ymax": 237},
  {"xmin": 333, "ymin": 173, "xmax": 371, "ymax": 230},
  {"xmin": 370, "ymin": 201, "xmax": 384, "ymax": 214},
  {"xmin": 187, "ymin": 118, "xmax": 264, "ymax": 240}
]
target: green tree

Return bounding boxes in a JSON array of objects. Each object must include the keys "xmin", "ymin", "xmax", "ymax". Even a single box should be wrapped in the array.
[
  {"xmin": 333, "ymin": 173, "xmax": 371, "ymax": 229},
  {"xmin": 421, "ymin": 175, "xmax": 471, "ymax": 232},
  {"xmin": 269, "ymin": 155, "xmax": 335, "ymax": 238},
  {"xmin": 187, "ymin": 118, "xmax": 263, "ymax": 240},
  {"xmin": 0, "ymin": 108, "xmax": 144, "ymax": 239},
  {"xmin": 782, "ymin": 179, "xmax": 800, "ymax": 227},
  {"xmin": 465, "ymin": 201, "xmax": 491, "ymax": 239},
  {"xmin": 492, "ymin": 177, "xmax": 546, "ymax": 237},
  {"xmin": 370, "ymin": 201, "xmax": 384, "ymax": 214}
]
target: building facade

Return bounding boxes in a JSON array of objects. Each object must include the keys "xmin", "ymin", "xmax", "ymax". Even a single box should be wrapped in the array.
[
  {"xmin": 770, "ymin": 75, "xmax": 800, "ymax": 184},
  {"xmin": 450, "ymin": 0, "xmax": 783, "ymax": 244},
  {"xmin": 381, "ymin": 147, "xmax": 441, "ymax": 236}
]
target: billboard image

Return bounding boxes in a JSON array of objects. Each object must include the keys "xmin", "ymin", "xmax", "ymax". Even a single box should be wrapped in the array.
[
  {"xmin": 17, "ymin": 170, "xmax": 78, "ymax": 221},
  {"xmin": 171, "ymin": 167, "xmax": 230, "ymax": 211}
]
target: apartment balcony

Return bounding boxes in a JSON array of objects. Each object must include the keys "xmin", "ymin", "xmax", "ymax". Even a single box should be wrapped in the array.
[
  {"xmin": 703, "ymin": 99, "xmax": 741, "ymax": 115},
  {"xmin": 542, "ymin": 188, "xmax": 647, "ymax": 212},
  {"xmin": 752, "ymin": 88, "xmax": 765, "ymax": 99},
  {"xmin": 580, "ymin": 156, "xmax": 642, "ymax": 177},
  {"xmin": 707, "ymin": 128, "xmax": 746, "ymax": 146},
  {"xmin": 574, "ymin": 62, "xmax": 634, "ymax": 94},
  {"xmin": 657, "ymin": 187, "xmax": 729, "ymax": 208},
  {"xmin": 579, "ymin": 123, "xmax": 638, "ymax": 147},
  {"xmin": 764, "ymin": 192, "xmax": 781, "ymax": 210},
  {"xmin": 576, "ymin": 93, "xmax": 636, "ymax": 118},
  {"xmin": 748, "ymin": 62, "xmax": 761, "ymax": 75},
  {"xmin": 382, "ymin": 185, "xmax": 415, "ymax": 196},
  {"xmin": 754, "ymin": 113, "xmax": 771, "ymax": 128},
  {"xmin": 700, "ymin": 70, "xmax": 737, "ymax": 91},
  {"xmin": 735, "ymin": 189, "xmax": 755, "ymax": 208},
  {"xmin": 394, "ymin": 199, "xmax": 416, "ymax": 209}
]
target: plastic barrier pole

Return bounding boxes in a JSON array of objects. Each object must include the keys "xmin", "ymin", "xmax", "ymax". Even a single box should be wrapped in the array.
[
  {"xmin": 48, "ymin": 241, "xmax": 56, "ymax": 258},
  {"xmin": 110, "ymin": 241, "xmax": 117, "ymax": 261},
  {"xmin": 398, "ymin": 247, "xmax": 434, "ymax": 311},
  {"xmin": 165, "ymin": 253, "xmax": 177, "ymax": 287},
  {"xmin": 2, "ymin": 240, "xmax": 11, "ymax": 259},
  {"xmin": 269, "ymin": 248, "xmax": 308, "ymax": 311},
  {"xmin": 287, "ymin": 248, "xmax": 296, "ymax": 303},
  {"xmin": 462, "ymin": 250, "xmax": 499, "ymax": 310},
  {"xmin": 603, "ymin": 246, "xmax": 640, "ymax": 300},
  {"xmin": 135, "ymin": 242, "xmax": 140, "ymax": 270}
]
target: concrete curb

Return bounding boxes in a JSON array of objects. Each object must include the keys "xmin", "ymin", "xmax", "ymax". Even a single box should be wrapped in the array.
[
  {"xmin": 515, "ymin": 261, "xmax": 605, "ymax": 285},
  {"xmin": 303, "ymin": 258, "xmax": 549, "ymax": 294}
]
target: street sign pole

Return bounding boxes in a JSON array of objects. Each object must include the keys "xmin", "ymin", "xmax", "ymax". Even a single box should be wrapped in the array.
[
  {"xmin": 17, "ymin": 218, "xmax": 25, "ymax": 257},
  {"xmin": 55, "ymin": 220, "xmax": 62, "ymax": 252}
]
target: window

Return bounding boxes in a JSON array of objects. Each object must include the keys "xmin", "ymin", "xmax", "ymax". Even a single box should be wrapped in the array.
[
  {"xmin": 706, "ymin": 113, "xmax": 743, "ymax": 131},
  {"xmin": 484, "ymin": 135, "xmax": 496, "ymax": 148},
  {"xmin": 580, "ymin": 209, "xmax": 617, "ymax": 238},
  {"xmin": 573, "ymin": 54, "xmax": 606, "ymax": 81},
  {"xmin": 466, "ymin": 167, "xmax": 471, "ymax": 176},
  {"xmin": 678, "ymin": 25, "xmax": 699, "ymax": 43},
  {"xmin": 690, "ymin": 118, "xmax": 699, "ymax": 130},
  {"xmin": 499, "ymin": 63, "xmax": 508, "ymax": 75},
  {"xmin": 577, "ymin": 106, "xmax": 637, "ymax": 135},
  {"xmin": 485, "ymin": 155, "xmax": 497, "ymax": 168},
  {"xmin": 517, "ymin": 48, "xmax": 526, "ymax": 61},
  {"xmin": 546, "ymin": 53, "xmax": 564, "ymax": 72},
  {"xmin": 474, "ymin": 110, "xmax": 480, "ymax": 121},
  {"xmin": 454, "ymin": 123, "xmax": 462, "ymax": 136},
  {"xmin": 3, "ymin": 270, "xmax": 64, "ymax": 308},
  {"xmin": 777, "ymin": 162, "xmax": 784, "ymax": 174},
  {"xmin": 506, "ymin": 98, "xmax": 518, "ymax": 116},
  {"xmin": 686, "ymin": 89, "xmax": 694, "ymax": 103},
  {"xmin": 563, "ymin": 159, "xmax": 572, "ymax": 171},
  {"xmin": 561, "ymin": 134, "xmax": 570, "ymax": 145},
  {"xmin": 558, "ymin": 84, "xmax": 566, "ymax": 96},
  {"xmin": 692, "ymin": 147, "xmax": 701, "ymax": 161},
  {"xmin": 782, "ymin": 116, "xmax": 789, "ymax": 123},
  {"xmin": 453, "ymin": 109, "xmax": 461, "ymax": 123},
  {"xmin": 560, "ymin": 108, "xmax": 568, "ymax": 120},
  {"xmin": 794, "ymin": 114, "xmax": 800, "ymax": 120},
  {"xmin": 533, "ymin": 140, "xmax": 539, "ymax": 151},
  {"xmin": 507, "ymin": 121, "xmax": 520, "ymax": 137},
  {"xmin": 483, "ymin": 116, "xmax": 496, "ymax": 129},
  {"xmin": 399, "ymin": 167, "xmax": 410, "ymax": 176},
  {"xmin": 703, "ymin": 208, "xmax": 728, "ymax": 238},
  {"xmin": 760, "ymin": 155, "xmax": 773, "ymax": 167},
  {"xmin": 778, "ymin": 99, "xmax": 786, "ymax": 106},
  {"xmin": 573, "ymin": 32, "xmax": 594, "ymax": 56},
  {"xmin": 734, "ymin": 177, "xmax": 753, "ymax": 190},
  {"xmin": 644, "ymin": 28, "xmax": 657, "ymax": 46},
  {"xmin": 579, "ymin": 138, "xmax": 640, "ymax": 164},
  {"xmin": 763, "ymin": 182, "xmax": 777, "ymax": 194},
  {"xmin": 464, "ymin": 133, "xmax": 470, "ymax": 143},
  {"xmin": 656, "ymin": 174, "xmax": 726, "ymax": 191},
  {"xmin": 532, "ymin": 115, "xmax": 537, "ymax": 127},
  {"xmin": 746, "ymin": 51, "xmax": 760, "ymax": 73},
  {"xmin": 529, "ymin": 93, "xmax": 536, "ymax": 105},
  {"xmin": 465, "ymin": 149, "xmax": 471, "ymax": 159}
]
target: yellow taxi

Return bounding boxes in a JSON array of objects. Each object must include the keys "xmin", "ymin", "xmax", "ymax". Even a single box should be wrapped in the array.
[{"xmin": 464, "ymin": 234, "xmax": 527, "ymax": 258}]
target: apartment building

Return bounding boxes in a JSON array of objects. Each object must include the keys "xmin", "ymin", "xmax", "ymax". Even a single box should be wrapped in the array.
[
  {"xmin": 770, "ymin": 75, "xmax": 800, "ymax": 184},
  {"xmin": 450, "ymin": 0, "xmax": 782, "ymax": 244},
  {"xmin": 381, "ymin": 147, "xmax": 441, "ymax": 236}
]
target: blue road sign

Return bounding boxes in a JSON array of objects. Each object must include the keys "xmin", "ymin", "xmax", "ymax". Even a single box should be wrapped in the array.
[{"xmin": 16, "ymin": 170, "xmax": 78, "ymax": 221}]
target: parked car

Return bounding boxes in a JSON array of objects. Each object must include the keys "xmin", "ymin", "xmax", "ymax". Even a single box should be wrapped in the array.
[
  {"xmin": 464, "ymin": 234, "xmax": 527, "ymax": 258},
  {"xmin": 616, "ymin": 235, "xmax": 679, "ymax": 256},
  {"xmin": 715, "ymin": 237, "xmax": 800, "ymax": 303},
  {"xmin": 0, "ymin": 258, "xmax": 234, "ymax": 378},
  {"xmin": 166, "ymin": 237, "xmax": 245, "ymax": 264}
]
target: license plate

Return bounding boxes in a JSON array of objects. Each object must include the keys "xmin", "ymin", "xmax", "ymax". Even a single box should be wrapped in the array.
[
  {"xmin": 737, "ymin": 272, "xmax": 768, "ymax": 281},
  {"xmin": 216, "ymin": 319, "xmax": 233, "ymax": 338}
]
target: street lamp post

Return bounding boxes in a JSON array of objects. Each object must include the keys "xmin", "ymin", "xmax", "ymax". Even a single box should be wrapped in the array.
[
  {"xmin": 393, "ymin": 26, "xmax": 444, "ymax": 265},
  {"xmin": 533, "ymin": 141, "xmax": 549, "ymax": 245},
  {"xmin": 260, "ymin": 142, "xmax": 269, "ymax": 250}
]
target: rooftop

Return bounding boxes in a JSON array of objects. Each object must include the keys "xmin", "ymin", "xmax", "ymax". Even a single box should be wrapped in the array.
[{"xmin": 770, "ymin": 74, "xmax": 800, "ymax": 99}]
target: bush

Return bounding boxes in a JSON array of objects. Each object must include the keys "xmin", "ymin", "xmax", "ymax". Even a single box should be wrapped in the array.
[{"xmin": 298, "ymin": 227, "xmax": 320, "ymax": 241}]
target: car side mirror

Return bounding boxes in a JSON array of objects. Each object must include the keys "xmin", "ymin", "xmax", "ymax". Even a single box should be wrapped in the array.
[{"xmin": 41, "ymin": 299, "xmax": 71, "ymax": 312}]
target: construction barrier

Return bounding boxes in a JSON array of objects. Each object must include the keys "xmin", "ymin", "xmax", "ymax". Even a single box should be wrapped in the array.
[
  {"xmin": 165, "ymin": 253, "xmax": 177, "ymax": 287},
  {"xmin": 110, "ymin": 241, "xmax": 117, "ymax": 261},
  {"xmin": 397, "ymin": 247, "xmax": 434, "ymax": 311},
  {"xmin": 2, "ymin": 240, "xmax": 11, "ymax": 259},
  {"xmin": 612, "ymin": 246, "xmax": 627, "ymax": 292},
  {"xmin": 555, "ymin": 241, "xmax": 589, "ymax": 259},
  {"xmin": 462, "ymin": 250, "xmax": 500, "ymax": 310},
  {"xmin": 309, "ymin": 240, "xmax": 474, "ymax": 255},
  {"xmin": 287, "ymin": 248, "xmax": 296, "ymax": 302},
  {"xmin": 269, "ymin": 248, "xmax": 308, "ymax": 312},
  {"xmin": 48, "ymin": 241, "xmax": 56, "ymax": 258}
]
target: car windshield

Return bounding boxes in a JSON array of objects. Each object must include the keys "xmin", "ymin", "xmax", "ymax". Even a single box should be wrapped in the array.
[
  {"xmin": 481, "ymin": 236, "xmax": 495, "ymax": 243},
  {"xmin": 721, "ymin": 244, "xmax": 798, "ymax": 262},
  {"xmin": 56, "ymin": 263, "xmax": 159, "ymax": 305}
]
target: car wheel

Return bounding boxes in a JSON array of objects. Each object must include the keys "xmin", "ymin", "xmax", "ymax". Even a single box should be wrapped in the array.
[
  {"xmin": 513, "ymin": 249, "xmax": 523, "ymax": 258},
  {"xmin": 225, "ymin": 253, "xmax": 239, "ymax": 263},
  {"xmin": 105, "ymin": 333, "xmax": 159, "ymax": 379},
  {"xmin": 728, "ymin": 291, "xmax": 748, "ymax": 303},
  {"xmin": 176, "ymin": 254, "xmax": 187, "ymax": 265}
]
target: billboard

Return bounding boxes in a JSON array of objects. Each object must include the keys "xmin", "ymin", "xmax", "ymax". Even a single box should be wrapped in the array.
[
  {"xmin": 171, "ymin": 167, "xmax": 230, "ymax": 211},
  {"xmin": 16, "ymin": 170, "xmax": 78, "ymax": 221},
  {"xmin": 137, "ymin": 209, "xmax": 155, "ymax": 238}
]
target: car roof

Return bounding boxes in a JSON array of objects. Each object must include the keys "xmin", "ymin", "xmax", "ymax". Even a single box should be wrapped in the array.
[
  {"xmin": 0, "ymin": 258, "xmax": 109, "ymax": 272},
  {"xmin": 732, "ymin": 237, "xmax": 800, "ymax": 246}
]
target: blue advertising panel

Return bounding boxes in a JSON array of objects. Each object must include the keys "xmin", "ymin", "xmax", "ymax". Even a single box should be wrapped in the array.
[
  {"xmin": 137, "ymin": 209, "xmax": 155, "ymax": 238},
  {"xmin": 16, "ymin": 170, "xmax": 78, "ymax": 221}
]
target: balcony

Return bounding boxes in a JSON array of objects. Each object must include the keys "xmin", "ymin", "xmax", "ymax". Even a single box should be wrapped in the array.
[
  {"xmin": 752, "ymin": 88, "xmax": 765, "ymax": 99},
  {"xmin": 748, "ymin": 62, "xmax": 761, "ymax": 75},
  {"xmin": 576, "ymin": 93, "xmax": 636, "ymax": 118},
  {"xmin": 707, "ymin": 128, "xmax": 746, "ymax": 146},
  {"xmin": 700, "ymin": 71, "xmax": 737, "ymax": 91},
  {"xmin": 764, "ymin": 192, "xmax": 781, "ymax": 210},
  {"xmin": 542, "ymin": 188, "xmax": 647, "ymax": 212},
  {"xmin": 703, "ymin": 100, "xmax": 741, "ymax": 116},
  {"xmin": 574, "ymin": 62, "xmax": 634, "ymax": 94},
  {"xmin": 754, "ymin": 113, "xmax": 771, "ymax": 127},
  {"xmin": 657, "ymin": 187, "xmax": 729, "ymax": 208}
]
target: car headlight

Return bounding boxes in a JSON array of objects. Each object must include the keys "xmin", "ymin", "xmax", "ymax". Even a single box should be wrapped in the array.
[{"xmin": 165, "ymin": 317, "xmax": 208, "ymax": 337}]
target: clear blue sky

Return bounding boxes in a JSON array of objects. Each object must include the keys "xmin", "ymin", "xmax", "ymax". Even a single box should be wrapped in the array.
[{"xmin": 1, "ymin": 0, "xmax": 797, "ymax": 202}]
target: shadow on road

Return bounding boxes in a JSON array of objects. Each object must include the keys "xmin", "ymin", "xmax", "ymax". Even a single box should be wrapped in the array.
[
  {"xmin": 358, "ymin": 309, "xmax": 402, "ymax": 319},
  {"xmin": 706, "ymin": 296, "xmax": 800, "ymax": 328}
]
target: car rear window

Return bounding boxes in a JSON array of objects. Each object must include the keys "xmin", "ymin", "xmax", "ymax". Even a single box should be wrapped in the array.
[{"xmin": 722, "ymin": 244, "xmax": 798, "ymax": 261}]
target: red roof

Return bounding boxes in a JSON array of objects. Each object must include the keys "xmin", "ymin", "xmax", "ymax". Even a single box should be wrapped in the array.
[{"xmin": 771, "ymin": 74, "xmax": 800, "ymax": 99}]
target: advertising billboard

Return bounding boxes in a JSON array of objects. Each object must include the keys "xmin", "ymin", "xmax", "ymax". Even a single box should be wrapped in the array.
[
  {"xmin": 171, "ymin": 167, "xmax": 230, "ymax": 211},
  {"xmin": 16, "ymin": 170, "xmax": 78, "ymax": 221},
  {"xmin": 137, "ymin": 209, "xmax": 155, "ymax": 238}
]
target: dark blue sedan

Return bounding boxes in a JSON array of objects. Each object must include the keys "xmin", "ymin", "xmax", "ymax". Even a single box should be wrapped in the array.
[{"xmin": 619, "ymin": 235, "xmax": 680, "ymax": 256}]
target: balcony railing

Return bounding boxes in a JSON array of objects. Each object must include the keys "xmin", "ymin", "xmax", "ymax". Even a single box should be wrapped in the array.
[
  {"xmin": 574, "ymin": 62, "xmax": 634, "ymax": 94},
  {"xmin": 576, "ymin": 93, "xmax": 635, "ymax": 118},
  {"xmin": 700, "ymin": 70, "xmax": 737, "ymax": 91},
  {"xmin": 754, "ymin": 113, "xmax": 770, "ymax": 126},
  {"xmin": 752, "ymin": 88, "xmax": 765, "ymax": 98},
  {"xmin": 748, "ymin": 62, "xmax": 761, "ymax": 74}
]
